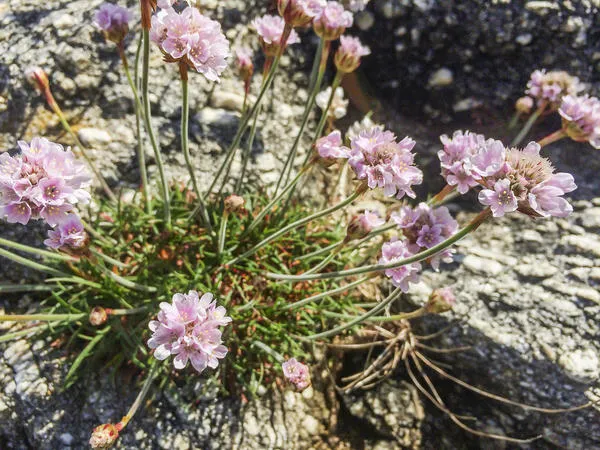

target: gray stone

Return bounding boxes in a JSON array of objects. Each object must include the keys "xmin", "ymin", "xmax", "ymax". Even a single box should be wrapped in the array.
[
  {"xmin": 462, "ymin": 254, "xmax": 504, "ymax": 276},
  {"xmin": 558, "ymin": 349, "xmax": 600, "ymax": 383},
  {"xmin": 77, "ymin": 128, "xmax": 112, "ymax": 147}
]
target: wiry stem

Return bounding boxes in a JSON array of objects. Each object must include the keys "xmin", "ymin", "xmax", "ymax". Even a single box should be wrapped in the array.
[
  {"xmin": 284, "ymin": 275, "xmax": 372, "ymax": 310},
  {"xmin": 0, "ymin": 313, "xmax": 86, "ymax": 322},
  {"xmin": 0, "ymin": 237, "xmax": 77, "ymax": 262},
  {"xmin": 234, "ymin": 105, "xmax": 260, "ymax": 193},
  {"xmin": 120, "ymin": 363, "xmax": 158, "ymax": 428},
  {"xmin": 538, "ymin": 129, "xmax": 567, "ymax": 148},
  {"xmin": 511, "ymin": 102, "xmax": 546, "ymax": 147},
  {"xmin": 217, "ymin": 212, "xmax": 229, "ymax": 259}
]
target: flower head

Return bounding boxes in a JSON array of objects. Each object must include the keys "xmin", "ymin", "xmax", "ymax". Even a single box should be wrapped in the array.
[
  {"xmin": 89, "ymin": 307, "xmax": 109, "ymax": 326},
  {"xmin": 147, "ymin": 290, "xmax": 231, "ymax": 373},
  {"xmin": 334, "ymin": 35, "xmax": 370, "ymax": 73},
  {"xmin": 438, "ymin": 130, "xmax": 488, "ymax": 194},
  {"xmin": 525, "ymin": 69, "xmax": 584, "ymax": 110},
  {"xmin": 235, "ymin": 47, "xmax": 254, "ymax": 80},
  {"xmin": 515, "ymin": 96, "xmax": 534, "ymax": 114},
  {"xmin": 313, "ymin": 1, "xmax": 353, "ymax": 41},
  {"xmin": 89, "ymin": 423, "xmax": 121, "ymax": 449},
  {"xmin": 0, "ymin": 138, "xmax": 91, "ymax": 226},
  {"xmin": 391, "ymin": 202, "xmax": 458, "ymax": 270},
  {"xmin": 558, "ymin": 95, "xmax": 600, "ymax": 149},
  {"xmin": 346, "ymin": 115, "xmax": 382, "ymax": 141},
  {"xmin": 151, "ymin": 6, "xmax": 230, "ymax": 82},
  {"xmin": 278, "ymin": 0, "xmax": 326, "ymax": 27},
  {"xmin": 379, "ymin": 238, "xmax": 421, "ymax": 292},
  {"xmin": 315, "ymin": 130, "xmax": 349, "ymax": 161},
  {"xmin": 316, "ymin": 86, "xmax": 348, "ymax": 120},
  {"xmin": 252, "ymin": 15, "xmax": 300, "ymax": 57},
  {"xmin": 224, "ymin": 194, "xmax": 245, "ymax": 214},
  {"xmin": 44, "ymin": 214, "xmax": 88, "ymax": 250},
  {"xmin": 346, "ymin": 210, "xmax": 385, "ymax": 240},
  {"xmin": 94, "ymin": 3, "xmax": 132, "ymax": 44},
  {"xmin": 426, "ymin": 287, "xmax": 456, "ymax": 314},
  {"xmin": 348, "ymin": 127, "xmax": 422, "ymax": 199},
  {"xmin": 282, "ymin": 358, "xmax": 311, "ymax": 391}
]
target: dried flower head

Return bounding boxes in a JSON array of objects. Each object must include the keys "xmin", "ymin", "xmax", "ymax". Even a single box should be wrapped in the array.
[
  {"xmin": 282, "ymin": 358, "xmax": 311, "ymax": 390},
  {"xmin": 346, "ymin": 210, "xmax": 385, "ymax": 241},
  {"xmin": 334, "ymin": 35, "xmax": 370, "ymax": 73},
  {"xmin": 224, "ymin": 194, "xmax": 245, "ymax": 214},
  {"xmin": 95, "ymin": 3, "xmax": 132, "ymax": 44},
  {"xmin": 89, "ymin": 423, "xmax": 122, "ymax": 449},
  {"xmin": 148, "ymin": 290, "xmax": 231, "ymax": 373},
  {"xmin": 379, "ymin": 238, "xmax": 421, "ymax": 292},
  {"xmin": 391, "ymin": 203, "xmax": 458, "ymax": 270},
  {"xmin": 44, "ymin": 214, "xmax": 88, "ymax": 250},
  {"xmin": 89, "ymin": 306, "xmax": 109, "ymax": 326},
  {"xmin": 0, "ymin": 138, "xmax": 91, "ymax": 226},
  {"xmin": 313, "ymin": 1, "xmax": 354, "ymax": 41},
  {"xmin": 252, "ymin": 15, "xmax": 301, "ymax": 57},
  {"xmin": 348, "ymin": 127, "xmax": 423, "ymax": 199},
  {"xmin": 558, "ymin": 95, "xmax": 600, "ymax": 149},
  {"xmin": 525, "ymin": 69, "xmax": 584, "ymax": 109},
  {"xmin": 426, "ymin": 287, "xmax": 456, "ymax": 314},
  {"xmin": 150, "ymin": 6, "xmax": 230, "ymax": 82},
  {"xmin": 515, "ymin": 96, "xmax": 534, "ymax": 114},
  {"xmin": 277, "ymin": 0, "xmax": 326, "ymax": 27},
  {"xmin": 25, "ymin": 66, "xmax": 49, "ymax": 93},
  {"xmin": 316, "ymin": 86, "xmax": 348, "ymax": 120}
]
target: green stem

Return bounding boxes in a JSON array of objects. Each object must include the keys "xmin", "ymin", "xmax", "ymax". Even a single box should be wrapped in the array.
[
  {"xmin": 217, "ymin": 212, "xmax": 229, "ymax": 259},
  {"xmin": 224, "ymin": 190, "xmax": 361, "ymax": 267},
  {"xmin": 511, "ymin": 103, "xmax": 546, "ymax": 147},
  {"xmin": 0, "ymin": 237, "xmax": 77, "ymax": 262},
  {"xmin": 538, "ymin": 129, "xmax": 567, "ymax": 148},
  {"xmin": 0, "ymin": 325, "xmax": 47, "ymax": 343},
  {"xmin": 296, "ymin": 240, "xmax": 341, "ymax": 261},
  {"xmin": 268, "ymin": 208, "xmax": 491, "ymax": 282},
  {"xmin": 308, "ymin": 39, "xmax": 325, "ymax": 92},
  {"xmin": 0, "ymin": 313, "xmax": 86, "ymax": 322},
  {"xmin": 323, "ymin": 306, "xmax": 425, "ymax": 322},
  {"xmin": 275, "ymin": 39, "xmax": 330, "ymax": 195},
  {"xmin": 284, "ymin": 276, "xmax": 371, "ymax": 310},
  {"xmin": 121, "ymin": 362, "xmax": 158, "ymax": 427},
  {"xmin": 234, "ymin": 105, "xmax": 261, "ymax": 193},
  {"xmin": 0, "ymin": 247, "xmax": 70, "ymax": 277},
  {"xmin": 90, "ymin": 248, "xmax": 129, "ymax": 269},
  {"xmin": 142, "ymin": 28, "xmax": 171, "ymax": 227},
  {"xmin": 0, "ymin": 284, "xmax": 58, "ymax": 293},
  {"xmin": 98, "ymin": 265, "xmax": 157, "ymax": 293},
  {"xmin": 120, "ymin": 41, "xmax": 150, "ymax": 214},
  {"xmin": 307, "ymin": 287, "xmax": 403, "ymax": 340},
  {"xmin": 302, "ymin": 244, "xmax": 341, "ymax": 274},
  {"xmin": 180, "ymin": 71, "xmax": 212, "ymax": 231}
]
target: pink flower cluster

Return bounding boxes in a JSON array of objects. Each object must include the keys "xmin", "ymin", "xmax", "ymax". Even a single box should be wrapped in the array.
[
  {"xmin": 148, "ymin": 290, "xmax": 231, "ymax": 373},
  {"xmin": 438, "ymin": 130, "xmax": 488, "ymax": 194},
  {"xmin": 94, "ymin": 3, "xmax": 132, "ymax": 43},
  {"xmin": 278, "ymin": 0, "xmax": 326, "ymax": 27},
  {"xmin": 151, "ymin": 6, "xmax": 230, "ymax": 82},
  {"xmin": 315, "ymin": 130, "xmax": 348, "ymax": 160},
  {"xmin": 558, "ymin": 95, "xmax": 600, "ymax": 149},
  {"xmin": 252, "ymin": 15, "xmax": 301, "ymax": 57},
  {"xmin": 314, "ymin": 1, "xmax": 353, "ymax": 41},
  {"xmin": 348, "ymin": 127, "xmax": 423, "ymax": 199},
  {"xmin": 0, "ymin": 138, "xmax": 91, "ymax": 226},
  {"xmin": 391, "ymin": 203, "xmax": 458, "ymax": 270},
  {"xmin": 44, "ymin": 214, "xmax": 87, "ymax": 250},
  {"xmin": 334, "ymin": 35, "xmax": 370, "ymax": 73},
  {"xmin": 525, "ymin": 69, "xmax": 583, "ymax": 109},
  {"xmin": 282, "ymin": 358, "xmax": 311, "ymax": 391},
  {"xmin": 379, "ymin": 238, "xmax": 421, "ymax": 292}
]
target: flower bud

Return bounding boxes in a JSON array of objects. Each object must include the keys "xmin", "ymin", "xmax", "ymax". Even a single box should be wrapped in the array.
[
  {"xmin": 313, "ymin": 1, "xmax": 353, "ymax": 41},
  {"xmin": 89, "ymin": 307, "xmax": 108, "ymax": 326},
  {"xmin": 224, "ymin": 195, "xmax": 245, "ymax": 214},
  {"xmin": 425, "ymin": 287, "xmax": 456, "ymax": 314},
  {"xmin": 334, "ymin": 35, "xmax": 371, "ymax": 74},
  {"xmin": 345, "ymin": 210, "xmax": 384, "ymax": 241},
  {"xmin": 95, "ymin": 3, "xmax": 132, "ymax": 44},
  {"xmin": 515, "ymin": 96, "xmax": 534, "ymax": 114},
  {"xmin": 235, "ymin": 47, "xmax": 254, "ymax": 83},
  {"xmin": 278, "ymin": 0, "xmax": 326, "ymax": 27},
  {"xmin": 25, "ymin": 66, "xmax": 50, "ymax": 93},
  {"xmin": 89, "ymin": 423, "xmax": 121, "ymax": 449}
]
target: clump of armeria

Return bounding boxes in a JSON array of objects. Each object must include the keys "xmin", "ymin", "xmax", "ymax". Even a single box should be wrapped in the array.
[{"xmin": 0, "ymin": 0, "xmax": 595, "ymax": 448}]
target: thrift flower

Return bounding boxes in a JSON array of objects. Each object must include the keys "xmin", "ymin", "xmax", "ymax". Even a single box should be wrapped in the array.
[
  {"xmin": 147, "ymin": 290, "xmax": 231, "ymax": 373},
  {"xmin": 315, "ymin": 130, "xmax": 349, "ymax": 160},
  {"xmin": 0, "ymin": 138, "xmax": 91, "ymax": 226},
  {"xmin": 151, "ymin": 6, "xmax": 230, "ymax": 82},
  {"xmin": 346, "ymin": 210, "xmax": 385, "ymax": 240},
  {"xmin": 525, "ymin": 69, "xmax": 584, "ymax": 110},
  {"xmin": 426, "ymin": 287, "xmax": 456, "ymax": 313},
  {"xmin": 316, "ymin": 86, "xmax": 348, "ymax": 120},
  {"xmin": 94, "ymin": 3, "xmax": 132, "ymax": 44},
  {"xmin": 224, "ymin": 194, "xmax": 245, "ymax": 213},
  {"xmin": 89, "ymin": 423, "xmax": 122, "ymax": 449},
  {"xmin": 278, "ymin": 0, "xmax": 326, "ymax": 27},
  {"xmin": 314, "ymin": 1, "xmax": 354, "ymax": 41},
  {"xmin": 44, "ymin": 214, "xmax": 88, "ymax": 250},
  {"xmin": 391, "ymin": 202, "xmax": 458, "ymax": 270},
  {"xmin": 252, "ymin": 15, "xmax": 301, "ymax": 57},
  {"xmin": 515, "ymin": 96, "xmax": 534, "ymax": 114},
  {"xmin": 558, "ymin": 95, "xmax": 600, "ymax": 149},
  {"xmin": 235, "ymin": 47, "xmax": 254, "ymax": 81},
  {"xmin": 478, "ymin": 178, "xmax": 518, "ymax": 217},
  {"xmin": 379, "ymin": 238, "xmax": 421, "ymax": 292},
  {"xmin": 346, "ymin": 115, "xmax": 382, "ymax": 141},
  {"xmin": 348, "ymin": 127, "xmax": 423, "ymax": 199},
  {"xmin": 282, "ymin": 358, "xmax": 311, "ymax": 391},
  {"xmin": 334, "ymin": 35, "xmax": 370, "ymax": 73},
  {"xmin": 438, "ymin": 130, "xmax": 487, "ymax": 194}
]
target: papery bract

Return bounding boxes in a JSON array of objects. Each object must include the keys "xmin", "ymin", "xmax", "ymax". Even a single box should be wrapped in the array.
[{"xmin": 334, "ymin": 35, "xmax": 370, "ymax": 73}]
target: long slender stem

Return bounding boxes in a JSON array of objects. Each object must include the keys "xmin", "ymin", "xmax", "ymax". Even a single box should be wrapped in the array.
[
  {"xmin": 275, "ymin": 39, "xmax": 330, "ymax": 195},
  {"xmin": 296, "ymin": 240, "xmax": 341, "ymax": 261},
  {"xmin": 538, "ymin": 129, "xmax": 567, "ymax": 147},
  {"xmin": 302, "ymin": 244, "xmax": 341, "ymax": 274},
  {"xmin": 180, "ymin": 68, "xmax": 212, "ymax": 230},
  {"xmin": 119, "ymin": 41, "xmax": 150, "ymax": 213},
  {"xmin": 142, "ymin": 28, "xmax": 171, "ymax": 227},
  {"xmin": 0, "ymin": 313, "xmax": 86, "ymax": 322},
  {"xmin": 0, "ymin": 237, "xmax": 77, "ymax": 262},
  {"xmin": 217, "ymin": 213, "xmax": 229, "ymax": 259},
  {"xmin": 0, "ymin": 247, "xmax": 70, "ymax": 277},
  {"xmin": 224, "ymin": 190, "xmax": 361, "ymax": 267},
  {"xmin": 234, "ymin": 105, "xmax": 260, "ymax": 193},
  {"xmin": 511, "ymin": 102, "xmax": 546, "ymax": 147},
  {"xmin": 99, "ymin": 265, "xmax": 157, "ymax": 293},
  {"xmin": 0, "ymin": 325, "xmax": 47, "ymax": 343},
  {"xmin": 308, "ymin": 39, "xmax": 325, "ymax": 93},
  {"xmin": 307, "ymin": 287, "xmax": 402, "ymax": 340},
  {"xmin": 0, "ymin": 284, "xmax": 58, "ymax": 293},
  {"xmin": 285, "ymin": 275, "xmax": 371, "ymax": 310},
  {"xmin": 267, "ymin": 208, "xmax": 491, "ymax": 282},
  {"xmin": 321, "ymin": 306, "xmax": 425, "ymax": 322},
  {"xmin": 90, "ymin": 248, "xmax": 129, "ymax": 269},
  {"xmin": 120, "ymin": 363, "xmax": 158, "ymax": 427}
]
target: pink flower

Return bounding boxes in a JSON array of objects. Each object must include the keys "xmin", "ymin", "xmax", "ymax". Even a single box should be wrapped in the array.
[
  {"xmin": 147, "ymin": 291, "xmax": 231, "ymax": 373},
  {"xmin": 151, "ymin": 6, "xmax": 230, "ymax": 82},
  {"xmin": 0, "ymin": 138, "xmax": 91, "ymax": 226},
  {"xmin": 379, "ymin": 238, "xmax": 421, "ymax": 292},
  {"xmin": 316, "ymin": 130, "xmax": 349, "ymax": 160},
  {"xmin": 348, "ymin": 127, "xmax": 422, "ymax": 199},
  {"xmin": 235, "ymin": 47, "xmax": 254, "ymax": 77},
  {"xmin": 391, "ymin": 202, "xmax": 458, "ymax": 270},
  {"xmin": 346, "ymin": 0, "xmax": 370, "ymax": 12},
  {"xmin": 94, "ymin": 3, "xmax": 132, "ymax": 43},
  {"xmin": 252, "ymin": 15, "xmax": 300, "ymax": 57},
  {"xmin": 314, "ymin": 1, "xmax": 354, "ymax": 41},
  {"xmin": 278, "ymin": 0, "xmax": 326, "ymax": 27},
  {"xmin": 478, "ymin": 178, "xmax": 518, "ymax": 217},
  {"xmin": 346, "ymin": 209, "xmax": 385, "ymax": 240},
  {"xmin": 558, "ymin": 95, "xmax": 600, "ymax": 149},
  {"xmin": 44, "ymin": 214, "xmax": 88, "ymax": 250},
  {"xmin": 438, "ymin": 131, "xmax": 487, "ymax": 194},
  {"xmin": 525, "ymin": 69, "xmax": 584, "ymax": 109},
  {"xmin": 334, "ymin": 35, "xmax": 370, "ymax": 73},
  {"xmin": 282, "ymin": 358, "xmax": 311, "ymax": 391}
]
